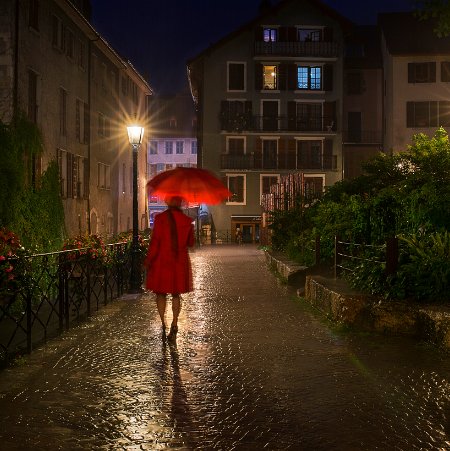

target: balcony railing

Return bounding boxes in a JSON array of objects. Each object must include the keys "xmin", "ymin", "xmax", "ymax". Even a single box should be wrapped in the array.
[
  {"xmin": 220, "ymin": 115, "xmax": 336, "ymax": 133},
  {"xmin": 342, "ymin": 130, "xmax": 383, "ymax": 144},
  {"xmin": 254, "ymin": 41, "xmax": 339, "ymax": 57},
  {"xmin": 220, "ymin": 153, "xmax": 337, "ymax": 171}
]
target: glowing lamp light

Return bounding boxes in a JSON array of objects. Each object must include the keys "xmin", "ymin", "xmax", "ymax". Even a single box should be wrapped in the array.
[{"xmin": 127, "ymin": 125, "xmax": 144, "ymax": 146}]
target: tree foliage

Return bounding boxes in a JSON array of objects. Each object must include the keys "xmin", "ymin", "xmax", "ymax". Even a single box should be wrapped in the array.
[{"xmin": 269, "ymin": 129, "xmax": 450, "ymax": 301}]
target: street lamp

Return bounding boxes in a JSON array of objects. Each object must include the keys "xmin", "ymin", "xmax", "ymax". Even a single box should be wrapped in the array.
[{"xmin": 127, "ymin": 124, "xmax": 145, "ymax": 293}]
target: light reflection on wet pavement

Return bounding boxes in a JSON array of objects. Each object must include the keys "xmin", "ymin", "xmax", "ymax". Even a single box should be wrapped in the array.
[{"xmin": 0, "ymin": 245, "xmax": 448, "ymax": 450}]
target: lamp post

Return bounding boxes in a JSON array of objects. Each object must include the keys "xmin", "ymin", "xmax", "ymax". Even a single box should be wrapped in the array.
[{"xmin": 127, "ymin": 124, "xmax": 145, "ymax": 293}]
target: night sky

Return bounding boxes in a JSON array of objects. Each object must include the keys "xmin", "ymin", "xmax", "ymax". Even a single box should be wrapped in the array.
[{"xmin": 91, "ymin": 0, "xmax": 414, "ymax": 95}]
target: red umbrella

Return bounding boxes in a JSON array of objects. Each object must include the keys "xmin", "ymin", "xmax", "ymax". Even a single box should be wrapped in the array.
[{"xmin": 146, "ymin": 167, "xmax": 231, "ymax": 205}]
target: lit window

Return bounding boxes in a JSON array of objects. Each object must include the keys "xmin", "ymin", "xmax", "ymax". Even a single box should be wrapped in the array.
[
  {"xmin": 263, "ymin": 65, "xmax": 277, "ymax": 90},
  {"xmin": 263, "ymin": 28, "xmax": 277, "ymax": 42},
  {"xmin": 297, "ymin": 66, "xmax": 321, "ymax": 90}
]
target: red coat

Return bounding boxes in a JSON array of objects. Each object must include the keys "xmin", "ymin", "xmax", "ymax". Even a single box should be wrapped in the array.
[{"xmin": 144, "ymin": 208, "xmax": 194, "ymax": 294}]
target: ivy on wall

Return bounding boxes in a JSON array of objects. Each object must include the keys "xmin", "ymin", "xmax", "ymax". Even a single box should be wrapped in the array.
[{"xmin": 0, "ymin": 112, "xmax": 65, "ymax": 252}]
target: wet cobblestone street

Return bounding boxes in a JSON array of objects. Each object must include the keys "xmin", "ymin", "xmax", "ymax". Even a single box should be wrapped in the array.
[{"xmin": 0, "ymin": 245, "xmax": 449, "ymax": 450}]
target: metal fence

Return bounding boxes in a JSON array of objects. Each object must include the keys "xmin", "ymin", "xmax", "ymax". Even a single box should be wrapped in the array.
[
  {"xmin": 334, "ymin": 236, "xmax": 398, "ymax": 278},
  {"xmin": 0, "ymin": 241, "xmax": 142, "ymax": 366}
]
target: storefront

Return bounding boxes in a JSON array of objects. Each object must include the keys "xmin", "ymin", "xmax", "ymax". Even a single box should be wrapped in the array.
[{"xmin": 231, "ymin": 215, "xmax": 261, "ymax": 244}]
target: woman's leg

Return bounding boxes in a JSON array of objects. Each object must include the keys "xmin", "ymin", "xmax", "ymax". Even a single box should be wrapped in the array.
[
  {"xmin": 171, "ymin": 295, "xmax": 181, "ymax": 327},
  {"xmin": 156, "ymin": 293, "xmax": 167, "ymax": 327}
]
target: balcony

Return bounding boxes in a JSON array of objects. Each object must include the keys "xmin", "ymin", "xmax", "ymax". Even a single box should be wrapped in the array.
[
  {"xmin": 254, "ymin": 41, "xmax": 339, "ymax": 58},
  {"xmin": 220, "ymin": 114, "xmax": 336, "ymax": 133},
  {"xmin": 220, "ymin": 153, "xmax": 337, "ymax": 171}
]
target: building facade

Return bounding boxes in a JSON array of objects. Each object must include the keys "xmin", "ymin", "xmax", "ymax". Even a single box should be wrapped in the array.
[
  {"xmin": 147, "ymin": 93, "xmax": 197, "ymax": 227},
  {"xmin": 0, "ymin": 0, "xmax": 152, "ymax": 238},
  {"xmin": 188, "ymin": 0, "xmax": 353, "ymax": 243},
  {"xmin": 379, "ymin": 12, "xmax": 450, "ymax": 153}
]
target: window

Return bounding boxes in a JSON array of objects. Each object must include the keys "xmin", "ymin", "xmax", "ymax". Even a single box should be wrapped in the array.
[
  {"xmin": 77, "ymin": 38, "xmax": 85, "ymax": 69},
  {"xmin": 297, "ymin": 66, "xmax": 322, "ymax": 90},
  {"xmin": 228, "ymin": 62, "xmax": 246, "ymax": 91},
  {"xmin": 66, "ymin": 29, "xmax": 74, "ymax": 59},
  {"xmin": 226, "ymin": 174, "xmax": 245, "ymax": 204},
  {"xmin": 97, "ymin": 162, "xmax": 111, "ymax": 190},
  {"xmin": 263, "ymin": 28, "xmax": 277, "ymax": 42},
  {"xmin": 304, "ymin": 176, "xmax": 324, "ymax": 201},
  {"xmin": 149, "ymin": 141, "xmax": 158, "ymax": 155},
  {"xmin": 51, "ymin": 15, "xmax": 65, "ymax": 51},
  {"xmin": 408, "ymin": 62, "xmax": 436, "ymax": 83},
  {"xmin": 263, "ymin": 65, "xmax": 277, "ymax": 90},
  {"xmin": 29, "ymin": 0, "xmax": 39, "ymax": 31},
  {"xmin": 191, "ymin": 141, "xmax": 197, "ymax": 154},
  {"xmin": 406, "ymin": 101, "xmax": 438, "ymax": 127},
  {"xmin": 296, "ymin": 103, "xmax": 322, "ymax": 131},
  {"xmin": 297, "ymin": 140, "xmax": 322, "ymax": 169},
  {"xmin": 298, "ymin": 28, "xmax": 321, "ymax": 42},
  {"xmin": 169, "ymin": 117, "xmax": 177, "ymax": 128},
  {"xmin": 58, "ymin": 150, "xmax": 86, "ymax": 198},
  {"xmin": 28, "ymin": 70, "xmax": 38, "ymax": 123},
  {"xmin": 166, "ymin": 164, "xmax": 173, "ymax": 170},
  {"xmin": 148, "ymin": 164, "xmax": 157, "ymax": 177},
  {"xmin": 165, "ymin": 141, "xmax": 173, "ymax": 154},
  {"xmin": 59, "ymin": 88, "xmax": 67, "ymax": 136},
  {"xmin": 156, "ymin": 163, "xmax": 165, "ymax": 172},
  {"xmin": 176, "ymin": 141, "xmax": 184, "ymax": 154},
  {"xmin": 442, "ymin": 62, "xmax": 450, "ymax": 82},
  {"xmin": 261, "ymin": 175, "xmax": 279, "ymax": 196},
  {"xmin": 227, "ymin": 137, "xmax": 245, "ymax": 155}
]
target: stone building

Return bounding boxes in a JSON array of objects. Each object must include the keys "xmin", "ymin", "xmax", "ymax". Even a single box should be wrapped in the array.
[{"xmin": 0, "ymin": 0, "xmax": 152, "ymax": 238}]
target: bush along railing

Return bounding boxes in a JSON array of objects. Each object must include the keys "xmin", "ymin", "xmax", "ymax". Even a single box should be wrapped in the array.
[
  {"xmin": 0, "ymin": 240, "xmax": 147, "ymax": 367},
  {"xmin": 334, "ymin": 236, "xmax": 400, "ymax": 297}
]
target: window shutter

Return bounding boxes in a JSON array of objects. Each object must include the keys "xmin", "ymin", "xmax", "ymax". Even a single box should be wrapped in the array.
[
  {"xmin": 287, "ymin": 101, "xmax": 296, "ymax": 131},
  {"xmin": 323, "ymin": 64, "xmax": 333, "ymax": 91},
  {"xmin": 254, "ymin": 138, "xmax": 262, "ymax": 169},
  {"xmin": 278, "ymin": 63, "xmax": 287, "ymax": 90},
  {"xmin": 408, "ymin": 63, "xmax": 415, "ymax": 83},
  {"xmin": 429, "ymin": 62, "xmax": 436, "ymax": 82},
  {"xmin": 288, "ymin": 27, "xmax": 297, "ymax": 42},
  {"xmin": 67, "ymin": 153, "xmax": 73, "ymax": 197},
  {"xmin": 323, "ymin": 101, "xmax": 336, "ymax": 129},
  {"xmin": 288, "ymin": 64, "xmax": 297, "ymax": 90},
  {"xmin": 279, "ymin": 26, "xmax": 288, "ymax": 42},
  {"xmin": 287, "ymin": 138, "xmax": 296, "ymax": 169},
  {"xmin": 245, "ymin": 101, "xmax": 252, "ymax": 130},
  {"xmin": 323, "ymin": 139, "xmax": 333, "ymax": 170},
  {"xmin": 406, "ymin": 102, "xmax": 414, "ymax": 127},
  {"xmin": 73, "ymin": 156, "xmax": 78, "ymax": 198},
  {"xmin": 430, "ymin": 101, "xmax": 438, "ymax": 126},
  {"xmin": 255, "ymin": 27, "xmax": 263, "ymax": 41},
  {"xmin": 255, "ymin": 63, "xmax": 263, "ymax": 90},
  {"xmin": 323, "ymin": 27, "xmax": 333, "ymax": 42},
  {"xmin": 279, "ymin": 138, "xmax": 287, "ymax": 169},
  {"xmin": 83, "ymin": 158, "xmax": 89, "ymax": 198}
]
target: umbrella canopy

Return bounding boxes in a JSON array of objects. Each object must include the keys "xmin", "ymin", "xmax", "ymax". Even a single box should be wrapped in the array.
[{"xmin": 146, "ymin": 167, "xmax": 231, "ymax": 205}]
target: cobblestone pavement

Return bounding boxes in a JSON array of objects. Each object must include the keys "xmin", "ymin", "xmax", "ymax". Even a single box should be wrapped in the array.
[{"xmin": 0, "ymin": 245, "xmax": 449, "ymax": 450}]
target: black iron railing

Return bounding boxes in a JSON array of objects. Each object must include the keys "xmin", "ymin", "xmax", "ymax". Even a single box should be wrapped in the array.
[
  {"xmin": 0, "ymin": 241, "xmax": 145, "ymax": 366},
  {"xmin": 254, "ymin": 41, "xmax": 339, "ymax": 58},
  {"xmin": 220, "ymin": 114, "xmax": 336, "ymax": 133}
]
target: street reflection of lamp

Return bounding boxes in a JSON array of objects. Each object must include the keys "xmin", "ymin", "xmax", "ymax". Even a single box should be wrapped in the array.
[{"xmin": 127, "ymin": 124, "xmax": 145, "ymax": 293}]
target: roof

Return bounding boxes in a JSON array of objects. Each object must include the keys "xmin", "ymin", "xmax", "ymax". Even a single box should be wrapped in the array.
[
  {"xmin": 186, "ymin": 0, "xmax": 354, "ymax": 66},
  {"xmin": 379, "ymin": 12, "xmax": 450, "ymax": 55}
]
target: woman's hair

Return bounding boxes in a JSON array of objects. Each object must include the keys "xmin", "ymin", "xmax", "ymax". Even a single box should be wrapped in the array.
[{"xmin": 165, "ymin": 196, "xmax": 183, "ymax": 207}]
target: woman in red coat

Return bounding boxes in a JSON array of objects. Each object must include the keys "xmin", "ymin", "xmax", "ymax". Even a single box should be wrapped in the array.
[{"xmin": 144, "ymin": 196, "xmax": 195, "ymax": 341}]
